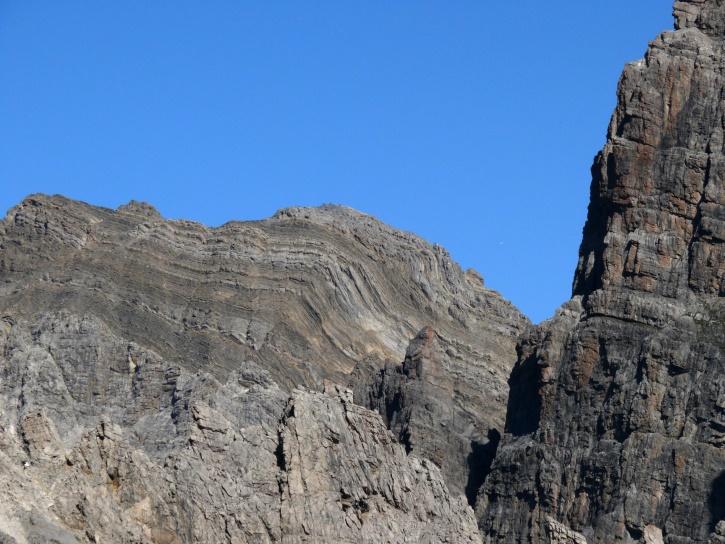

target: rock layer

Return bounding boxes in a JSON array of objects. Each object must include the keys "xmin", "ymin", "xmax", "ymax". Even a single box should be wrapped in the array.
[
  {"xmin": 0, "ymin": 313, "xmax": 482, "ymax": 543},
  {"xmin": 0, "ymin": 195, "xmax": 525, "ymax": 392},
  {"xmin": 0, "ymin": 196, "xmax": 526, "ymax": 541},
  {"xmin": 480, "ymin": 2, "xmax": 725, "ymax": 543}
]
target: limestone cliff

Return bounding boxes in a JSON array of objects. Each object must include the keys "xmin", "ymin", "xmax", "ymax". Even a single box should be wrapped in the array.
[
  {"xmin": 0, "ymin": 195, "xmax": 526, "ymax": 542},
  {"xmin": 0, "ymin": 195, "xmax": 525, "ymax": 407},
  {"xmin": 0, "ymin": 314, "xmax": 481, "ymax": 543},
  {"xmin": 479, "ymin": 2, "xmax": 725, "ymax": 542}
]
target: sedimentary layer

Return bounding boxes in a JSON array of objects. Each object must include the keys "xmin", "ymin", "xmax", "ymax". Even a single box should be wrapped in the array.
[{"xmin": 0, "ymin": 195, "xmax": 526, "ymax": 542}]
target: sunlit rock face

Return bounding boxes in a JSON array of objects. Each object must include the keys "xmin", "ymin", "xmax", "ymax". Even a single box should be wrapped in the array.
[
  {"xmin": 479, "ymin": 2, "xmax": 725, "ymax": 542},
  {"xmin": 0, "ymin": 195, "xmax": 527, "ymax": 542},
  {"xmin": 0, "ymin": 314, "xmax": 483, "ymax": 543},
  {"xmin": 0, "ymin": 195, "xmax": 525, "ymax": 394}
]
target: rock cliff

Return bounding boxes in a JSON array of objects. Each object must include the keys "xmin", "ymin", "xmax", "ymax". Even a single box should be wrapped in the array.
[
  {"xmin": 0, "ymin": 314, "xmax": 481, "ymax": 543},
  {"xmin": 5, "ymin": 1, "xmax": 722, "ymax": 541},
  {"xmin": 354, "ymin": 325, "xmax": 501, "ymax": 505},
  {"xmin": 479, "ymin": 1, "xmax": 725, "ymax": 542},
  {"xmin": 0, "ymin": 195, "xmax": 525, "ymax": 407},
  {"xmin": 0, "ymin": 195, "xmax": 526, "ymax": 541}
]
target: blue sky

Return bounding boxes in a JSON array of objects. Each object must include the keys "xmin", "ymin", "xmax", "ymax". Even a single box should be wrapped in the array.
[{"xmin": 0, "ymin": 2, "xmax": 673, "ymax": 323}]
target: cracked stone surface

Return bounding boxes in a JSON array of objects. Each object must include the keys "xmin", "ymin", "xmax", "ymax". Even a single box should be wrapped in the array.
[
  {"xmin": 479, "ymin": 2, "xmax": 725, "ymax": 543},
  {"xmin": 0, "ymin": 194, "xmax": 527, "ymax": 503},
  {"xmin": 353, "ymin": 325, "xmax": 501, "ymax": 505},
  {"xmin": 0, "ymin": 314, "xmax": 482, "ymax": 543},
  {"xmin": 0, "ymin": 195, "xmax": 526, "ymax": 394},
  {"xmin": 0, "ymin": 195, "xmax": 524, "ymax": 542}
]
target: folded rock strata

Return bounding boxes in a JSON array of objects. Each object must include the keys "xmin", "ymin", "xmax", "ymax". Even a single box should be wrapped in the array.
[
  {"xmin": 0, "ymin": 196, "xmax": 527, "ymax": 541},
  {"xmin": 0, "ymin": 195, "xmax": 525, "ymax": 393}
]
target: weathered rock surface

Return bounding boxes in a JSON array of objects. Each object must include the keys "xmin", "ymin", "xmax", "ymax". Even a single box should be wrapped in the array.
[
  {"xmin": 479, "ymin": 2, "xmax": 725, "ymax": 542},
  {"xmin": 0, "ymin": 194, "xmax": 526, "ymax": 503},
  {"xmin": 0, "ymin": 314, "xmax": 482, "ymax": 543},
  {"xmin": 0, "ymin": 195, "xmax": 525, "ymax": 392},
  {"xmin": 0, "ymin": 196, "xmax": 527, "ymax": 541},
  {"xmin": 354, "ymin": 325, "xmax": 501, "ymax": 505},
  {"xmin": 545, "ymin": 517, "xmax": 587, "ymax": 544},
  {"xmin": 16, "ymin": 3, "xmax": 725, "ymax": 541}
]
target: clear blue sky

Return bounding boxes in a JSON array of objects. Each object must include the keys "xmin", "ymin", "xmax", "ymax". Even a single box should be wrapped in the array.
[{"xmin": 0, "ymin": 2, "xmax": 673, "ymax": 323}]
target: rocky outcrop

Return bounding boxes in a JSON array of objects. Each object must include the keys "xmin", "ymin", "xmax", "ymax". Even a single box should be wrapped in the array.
[
  {"xmin": 0, "ymin": 194, "xmax": 526, "ymax": 505},
  {"xmin": 278, "ymin": 383, "xmax": 481, "ymax": 543},
  {"xmin": 479, "ymin": 1, "xmax": 725, "ymax": 542},
  {"xmin": 355, "ymin": 326, "xmax": 501, "ymax": 505},
  {"xmin": 0, "ymin": 195, "xmax": 527, "ymax": 541},
  {"xmin": 0, "ymin": 313, "xmax": 482, "ymax": 543},
  {"xmin": 545, "ymin": 517, "xmax": 587, "ymax": 544},
  {"xmin": 0, "ymin": 195, "xmax": 525, "ymax": 391}
]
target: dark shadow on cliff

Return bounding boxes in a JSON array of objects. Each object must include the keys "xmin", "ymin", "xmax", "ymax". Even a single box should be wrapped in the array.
[
  {"xmin": 571, "ymin": 153, "xmax": 611, "ymax": 299},
  {"xmin": 465, "ymin": 428, "xmax": 501, "ymax": 507},
  {"xmin": 709, "ymin": 470, "xmax": 725, "ymax": 533},
  {"xmin": 504, "ymin": 350, "xmax": 542, "ymax": 436}
]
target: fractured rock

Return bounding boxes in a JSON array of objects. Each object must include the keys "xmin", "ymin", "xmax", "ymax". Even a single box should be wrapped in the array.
[
  {"xmin": 0, "ymin": 313, "xmax": 482, "ymax": 543},
  {"xmin": 355, "ymin": 326, "xmax": 501, "ymax": 505},
  {"xmin": 480, "ymin": 2, "xmax": 725, "ymax": 542}
]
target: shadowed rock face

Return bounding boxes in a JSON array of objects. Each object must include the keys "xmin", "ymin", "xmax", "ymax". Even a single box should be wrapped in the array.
[
  {"xmin": 0, "ymin": 195, "xmax": 527, "ymax": 542},
  {"xmin": 479, "ymin": 2, "xmax": 725, "ymax": 543},
  {"xmin": 354, "ymin": 325, "xmax": 501, "ymax": 505}
]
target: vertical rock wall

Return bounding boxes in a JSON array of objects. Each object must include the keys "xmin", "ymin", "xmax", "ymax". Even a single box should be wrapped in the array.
[{"xmin": 479, "ymin": 2, "xmax": 725, "ymax": 542}]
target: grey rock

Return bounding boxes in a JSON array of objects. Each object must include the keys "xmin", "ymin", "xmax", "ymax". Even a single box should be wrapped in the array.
[
  {"xmin": 0, "ymin": 194, "xmax": 518, "ymax": 541},
  {"xmin": 0, "ymin": 194, "xmax": 527, "ymax": 507},
  {"xmin": 0, "ymin": 313, "xmax": 482, "ymax": 543},
  {"xmin": 480, "ymin": 2, "xmax": 725, "ymax": 543},
  {"xmin": 709, "ymin": 521, "xmax": 725, "ymax": 543},
  {"xmin": 545, "ymin": 517, "xmax": 587, "ymax": 544},
  {"xmin": 354, "ymin": 325, "xmax": 501, "ymax": 504},
  {"xmin": 0, "ymin": 196, "xmax": 526, "ymax": 393},
  {"xmin": 279, "ymin": 383, "xmax": 482, "ymax": 543}
]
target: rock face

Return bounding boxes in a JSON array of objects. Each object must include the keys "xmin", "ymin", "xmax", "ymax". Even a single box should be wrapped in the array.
[
  {"xmin": 0, "ymin": 195, "xmax": 525, "ymax": 392},
  {"xmin": 479, "ymin": 1, "xmax": 725, "ymax": 542},
  {"xmin": 0, "ymin": 313, "xmax": 482, "ymax": 543},
  {"xmin": 0, "ymin": 195, "xmax": 526, "ymax": 541},
  {"xmin": 355, "ymin": 325, "xmax": 501, "ymax": 505},
  {"xmin": 12, "ymin": 2, "xmax": 725, "ymax": 541}
]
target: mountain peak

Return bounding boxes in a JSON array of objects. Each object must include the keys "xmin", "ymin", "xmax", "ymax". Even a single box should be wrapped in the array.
[
  {"xmin": 117, "ymin": 200, "xmax": 162, "ymax": 219},
  {"xmin": 674, "ymin": 0, "xmax": 725, "ymax": 35}
]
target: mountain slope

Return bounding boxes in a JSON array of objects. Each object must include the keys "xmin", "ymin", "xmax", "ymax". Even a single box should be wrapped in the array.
[
  {"xmin": 0, "ymin": 194, "xmax": 527, "ymax": 542},
  {"xmin": 0, "ymin": 195, "xmax": 525, "ymax": 395},
  {"xmin": 0, "ymin": 314, "xmax": 481, "ymax": 543}
]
